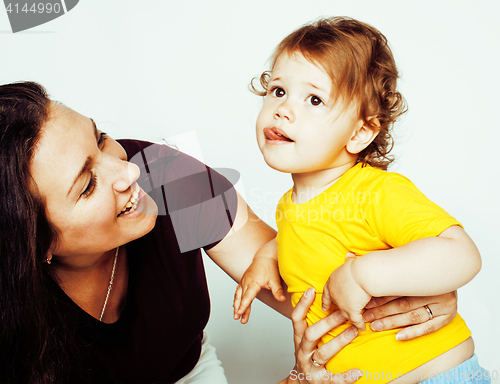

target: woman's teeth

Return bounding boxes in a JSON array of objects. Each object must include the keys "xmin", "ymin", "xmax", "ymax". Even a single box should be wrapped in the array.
[{"xmin": 119, "ymin": 188, "xmax": 140, "ymax": 216}]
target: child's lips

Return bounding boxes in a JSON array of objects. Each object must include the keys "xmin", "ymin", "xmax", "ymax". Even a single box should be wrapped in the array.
[{"xmin": 263, "ymin": 127, "xmax": 294, "ymax": 143}]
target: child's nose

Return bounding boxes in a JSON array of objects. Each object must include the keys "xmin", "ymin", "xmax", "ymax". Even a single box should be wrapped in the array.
[{"xmin": 274, "ymin": 101, "xmax": 295, "ymax": 123}]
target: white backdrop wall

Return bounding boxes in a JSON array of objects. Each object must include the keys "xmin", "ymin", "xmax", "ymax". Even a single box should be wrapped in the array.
[{"xmin": 1, "ymin": 1, "xmax": 499, "ymax": 383}]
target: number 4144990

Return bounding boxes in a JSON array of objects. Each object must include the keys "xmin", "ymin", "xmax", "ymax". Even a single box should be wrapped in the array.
[
  {"xmin": 442, "ymin": 370, "xmax": 498, "ymax": 381},
  {"xmin": 5, "ymin": 3, "xmax": 62, "ymax": 14}
]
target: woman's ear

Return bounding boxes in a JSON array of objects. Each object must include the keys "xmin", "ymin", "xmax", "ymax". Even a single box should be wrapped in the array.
[{"xmin": 346, "ymin": 117, "xmax": 381, "ymax": 154}]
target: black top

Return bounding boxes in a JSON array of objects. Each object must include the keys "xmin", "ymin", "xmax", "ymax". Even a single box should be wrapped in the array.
[{"xmin": 51, "ymin": 140, "xmax": 238, "ymax": 383}]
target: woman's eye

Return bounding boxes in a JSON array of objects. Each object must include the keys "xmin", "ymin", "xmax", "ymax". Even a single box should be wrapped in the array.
[
  {"xmin": 271, "ymin": 87, "xmax": 286, "ymax": 98},
  {"xmin": 98, "ymin": 132, "xmax": 108, "ymax": 148},
  {"xmin": 308, "ymin": 95, "xmax": 323, "ymax": 106},
  {"xmin": 81, "ymin": 172, "xmax": 97, "ymax": 199}
]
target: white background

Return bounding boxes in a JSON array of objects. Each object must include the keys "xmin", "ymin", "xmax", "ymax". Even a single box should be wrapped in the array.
[{"xmin": 1, "ymin": 1, "xmax": 499, "ymax": 383}]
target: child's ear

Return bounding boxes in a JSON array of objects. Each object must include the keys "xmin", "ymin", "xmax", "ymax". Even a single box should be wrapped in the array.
[{"xmin": 346, "ymin": 117, "xmax": 381, "ymax": 154}]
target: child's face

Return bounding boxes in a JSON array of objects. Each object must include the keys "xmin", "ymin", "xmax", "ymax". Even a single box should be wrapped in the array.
[{"xmin": 256, "ymin": 52, "xmax": 363, "ymax": 175}]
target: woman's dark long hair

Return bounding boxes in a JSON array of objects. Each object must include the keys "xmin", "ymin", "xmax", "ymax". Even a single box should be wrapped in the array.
[{"xmin": 0, "ymin": 82, "xmax": 105, "ymax": 383}]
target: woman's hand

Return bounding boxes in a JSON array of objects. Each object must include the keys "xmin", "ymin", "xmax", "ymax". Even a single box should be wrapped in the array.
[
  {"xmin": 278, "ymin": 289, "xmax": 459, "ymax": 383},
  {"xmin": 279, "ymin": 287, "xmax": 362, "ymax": 384},
  {"xmin": 362, "ymin": 291, "xmax": 458, "ymax": 340}
]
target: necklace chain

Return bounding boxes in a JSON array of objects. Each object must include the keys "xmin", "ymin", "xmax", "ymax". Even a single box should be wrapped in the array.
[{"xmin": 99, "ymin": 246, "xmax": 119, "ymax": 321}]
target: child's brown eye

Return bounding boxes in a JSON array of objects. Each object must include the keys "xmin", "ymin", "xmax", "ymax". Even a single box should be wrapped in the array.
[
  {"xmin": 272, "ymin": 87, "xmax": 286, "ymax": 98},
  {"xmin": 309, "ymin": 95, "xmax": 323, "ymax": 106}
]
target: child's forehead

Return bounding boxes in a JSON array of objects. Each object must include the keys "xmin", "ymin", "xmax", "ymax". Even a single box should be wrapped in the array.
[
  {"xmin": 271, "ymin": 51, "xmax": 331, "ymax": 80},
  {"xmin": 270, "ymin": 50, "xmax": 360, "ymax": 111}
]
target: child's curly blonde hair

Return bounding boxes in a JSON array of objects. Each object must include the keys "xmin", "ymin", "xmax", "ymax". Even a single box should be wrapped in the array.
[{"xmin": 252, "ymin": 16, "xmax": 407, "ymax": 170}]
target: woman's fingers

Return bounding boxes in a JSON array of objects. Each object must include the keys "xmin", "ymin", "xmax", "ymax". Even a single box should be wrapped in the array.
[
  {"xmin": 294, "ymin": 325, "xmax": 360, "ymax": 384},
  {"xmin": 364, "ymin": 292, "xmax": 457, "ymax": 322},
  {"xmin": 363, "ymin": 296, "xmax": 437, "ymax": 322},
  {"xmin": 364, "ymin": 296, "xmax": 399, "ymax": 309},
  {"xmin": 348, "ymin": 311, "xmax": 366, "ymax": 332},
  {"xmin": 367, "ymin": 305, "xmax": 434, "ymax": 331},
  {"xmin": 299, "ymin": 310, "xmax": 350, "ymax": 355},
  {"xmin": 291, "ymin": 287, "xmax": 316, "ymax": 347},
  {"xmin": 311, "ymin": 326, "xmax": 358, "ymax": 365},
  {"xmin": 362, "ymin": 293, "xmax": 459, "ymax": 341},
  {"xmin": 393, "ymin": 317, "xmax": 440, "ymax": 340},
  {"xmin": 290, "ymin": 288, "xmax": 361, "ymax": 384}
]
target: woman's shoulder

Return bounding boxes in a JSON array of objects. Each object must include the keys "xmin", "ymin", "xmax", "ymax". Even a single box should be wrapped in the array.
[
  {"xmin": 118, "ymin": 139, "xmax": 208, "ymax": 185},
  {"xmin": 117, "ymin": 139, "xmax": 179, "ymax": 160}
]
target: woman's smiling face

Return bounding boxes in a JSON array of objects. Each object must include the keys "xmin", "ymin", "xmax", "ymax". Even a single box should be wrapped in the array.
[{"xmin": 30, "ymin": 103, "xmax": 158, "ymax": 262}]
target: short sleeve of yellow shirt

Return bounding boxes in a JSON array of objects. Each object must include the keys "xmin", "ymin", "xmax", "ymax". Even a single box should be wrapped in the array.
[{"xmin": 363, "ymin": 170, "xmax": 462, "ymax": 248}]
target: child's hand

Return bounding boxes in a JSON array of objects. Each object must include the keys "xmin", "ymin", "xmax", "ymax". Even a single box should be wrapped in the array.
[
  {"xmin": 233, "ymin": 256, "xmax": 286, "ymax": 324},
  {"xmin": 322, "ymin": 253, "xmax": 371, "ymax": 331}
]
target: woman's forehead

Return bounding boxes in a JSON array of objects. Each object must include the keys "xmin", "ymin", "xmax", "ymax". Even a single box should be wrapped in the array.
[{"xmin": 31, "ymin": 104, "xmax": 96, "ymax": 196}]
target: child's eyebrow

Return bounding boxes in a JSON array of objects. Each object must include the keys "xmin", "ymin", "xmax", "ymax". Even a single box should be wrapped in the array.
[{"xmin": 306, "ymin": 82, "xmax": 328, "ymax": 93}]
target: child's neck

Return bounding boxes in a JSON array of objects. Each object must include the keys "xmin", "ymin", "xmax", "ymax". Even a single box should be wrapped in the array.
[{"xmin": 291, "ymin": 161, "xmax": 356, "ymax": 204}]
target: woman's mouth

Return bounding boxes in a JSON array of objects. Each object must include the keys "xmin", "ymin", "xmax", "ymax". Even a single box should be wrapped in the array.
[
  {"xmin": 263, "ymin": 127, "xmax": 294, "ymax": 143},
  {"xmin": 117, "ymin": 187, "xmax": 140, "ymax": 217}
]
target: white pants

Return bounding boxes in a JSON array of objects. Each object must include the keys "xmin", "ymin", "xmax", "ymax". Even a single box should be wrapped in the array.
[{"xmin": 175, "ymin": 332, "xmax": 228, "ymax": 384}]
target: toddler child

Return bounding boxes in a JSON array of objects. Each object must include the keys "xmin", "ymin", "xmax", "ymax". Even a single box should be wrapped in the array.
[{"xmin": 234, "ymin": 17, "xmax": 489, "ymax": 383}]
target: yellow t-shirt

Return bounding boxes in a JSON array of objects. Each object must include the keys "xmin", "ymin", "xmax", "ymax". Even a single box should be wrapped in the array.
[{"xmin": 277, "ymin": 163, "xmax": 471, "ymax": 383}]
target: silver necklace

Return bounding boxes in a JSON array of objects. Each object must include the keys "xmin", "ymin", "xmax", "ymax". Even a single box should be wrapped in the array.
[{"xmin": 99, "ymin": 246, "xmax": 119, "ymax": 321}]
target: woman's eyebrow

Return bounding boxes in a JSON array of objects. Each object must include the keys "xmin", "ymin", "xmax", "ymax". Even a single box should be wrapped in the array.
[
  {"xmin": 67, "ymin": 156, "xmax": 92, "ymax": 197},
  {"xmin": 90, "ymin": 118, "xmax": 99, "ymax": 142},
  {"xmin": 66, "ymin": 119, "xmax": 99, "ymax": 197}
]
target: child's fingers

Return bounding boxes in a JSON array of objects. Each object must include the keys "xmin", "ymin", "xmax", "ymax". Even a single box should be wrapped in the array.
[
  {"xmin": 269, "ymin": 279, "xmax": 286, "ymax": 301},
  {"xmin": 240, "ymin": 304, "xmax": 252, "ymax": 324},
  {"xmin": 349, "ymin": 312, "xmax": 366, "ymax": 332},
  {"xmin": 237, "ymin": 281, "xmax": 262, "ymax": 315},
  {"xmin": 322, "ymin": 285, "xmax": 333, "ymax": 312},
  {"xmin": 345, "ymin": 252, "xmax": 356, "ymax": 259},
  {"xmin": 233, "ymin": 284, "xmax": 243, "ymax": 320}
]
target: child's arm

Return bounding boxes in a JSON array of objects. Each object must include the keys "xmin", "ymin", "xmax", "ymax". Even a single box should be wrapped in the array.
[
  {"xmin": 233, "ymin": 238, "xmax": 287, "ymax": 323},
  {"xmin": 322, "ymin": 225, "xmax": 481, "ymax": 330}
]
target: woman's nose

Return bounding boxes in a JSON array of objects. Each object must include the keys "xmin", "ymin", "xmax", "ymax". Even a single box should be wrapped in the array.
[{"xmin": 112, "ymin": 159, "xmax": 140, "ymax": 193}]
